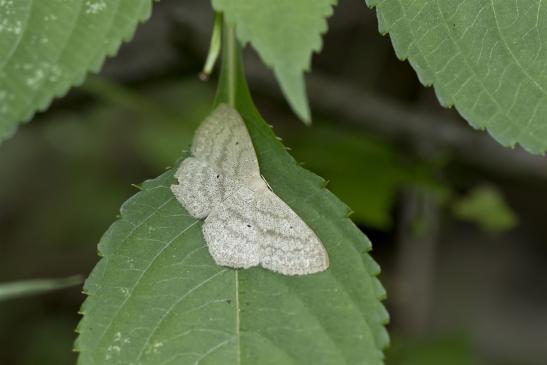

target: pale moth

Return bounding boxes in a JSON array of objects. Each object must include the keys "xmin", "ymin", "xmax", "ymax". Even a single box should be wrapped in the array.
[{"xmin": 171, "ymin": 104, "xmax": 329, "ymax": 275}]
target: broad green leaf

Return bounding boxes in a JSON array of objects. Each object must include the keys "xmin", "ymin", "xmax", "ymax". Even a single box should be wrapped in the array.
[
  {"xmin": 0, "ymin": 0, "xmax": 153, "ymax": 144},
  {"xmin": 76, "ymin": 29, "xmax": 388, "ymax": 364},
  {"xmin": 212, "ymin": 0, "xmax": 336, "ymax": 123},
  {"xmin": 366, "ymin": 0, "xmax": 547, "ymax": 154},
  {"xmin": 0, "ymin": 276, "xmax": 82, "ymax": 301},
  {"xmin": 452, "ymin": 185, "xmax": 518, "ymax": 232}
]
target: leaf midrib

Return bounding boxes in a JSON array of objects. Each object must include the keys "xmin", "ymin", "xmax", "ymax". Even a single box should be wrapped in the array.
[{"xmin": 235, "ymin": 270, "xmax": 241, "ymax": 365}]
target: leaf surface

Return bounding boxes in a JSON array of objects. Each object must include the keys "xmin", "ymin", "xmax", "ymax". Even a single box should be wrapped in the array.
[
  {"xmin": 212, "ymin": 0, "xmax": 336, "ymax": 122},
  {"xmin": 76, "ymin": 31, "xmax": 388, "ymax": 365},
  {"xmin": 366, "ymin": 0, "xmax": 547, "ymax": 154},
  {"xmin": 0, "ymin": 0, "xmax": 152, "ymax": 144}
]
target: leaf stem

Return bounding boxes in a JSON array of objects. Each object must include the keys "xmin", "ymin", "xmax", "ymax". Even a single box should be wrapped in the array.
[
  {"xmin": 0, "ymin": 275, "xmax": 82, "ymax": 301},
  {"xmin": 200, "ymin": 13, "xmax": 222, "ymax": 80},
  {"xmin": 225, "ymin": 21, "xmax": 237, "ymax": 107}
]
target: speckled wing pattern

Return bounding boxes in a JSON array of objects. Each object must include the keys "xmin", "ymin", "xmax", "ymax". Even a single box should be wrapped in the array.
[{"xmin": 171, "ymin": 104, "xmax": 329, "ymax": 275}]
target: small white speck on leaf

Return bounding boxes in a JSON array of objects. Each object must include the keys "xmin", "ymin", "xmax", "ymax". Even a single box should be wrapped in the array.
[{"xmin": 85, "ymin": 0, "xmax": 107, "ymax": 14}]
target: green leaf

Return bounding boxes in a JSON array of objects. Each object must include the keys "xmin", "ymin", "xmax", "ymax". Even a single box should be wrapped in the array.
[
  {"xmin": 76, "ymin": 26, "xmax": 388, "ymax": 364},
  {"xmin": 212, "ymin": 0, "xmax": 336, "ymax": 122},
  {"xmin": 365, "ymin": 0, "xmax": 547, "ymax": 154},
  {"xmin": 0, "ymin": 0, "xmax": 153, "ymax": 144},
  {"xmin": 452, "ymin": 185, "xmax": 518, "ymax": 232},
  {"xmin": 0, "ymin": 276, "xmax": 82, "ymax": 301}
]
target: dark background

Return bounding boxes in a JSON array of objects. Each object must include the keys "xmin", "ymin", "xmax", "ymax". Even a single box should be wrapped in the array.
[{"xmin": 1, "ymin": 1, "xmax": 546, "ymax": 364}]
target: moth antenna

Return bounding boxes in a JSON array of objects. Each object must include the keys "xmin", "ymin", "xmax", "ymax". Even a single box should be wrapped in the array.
[{"xmin": 131, "ymin": 183, "xmax": 142, "ymax": 190}]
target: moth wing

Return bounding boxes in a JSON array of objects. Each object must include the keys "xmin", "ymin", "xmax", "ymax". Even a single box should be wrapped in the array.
[
  {"xmin": 202, "ymin": 187, "xmax": 261, "ymax": 269},
  {"xmin": 255, "ymin": 189, "xmax": 329, "ymax": 275},
  {"xmin": 203, "ymin": 185, "xmax": 329, "ymax": 275},
  {"xmin": 191, "ymin": 103, "xmax": 260, "ymax": 180},
  {"xmin": 170, "ymin": 157, "xmax": 240, "ymax": 219}
]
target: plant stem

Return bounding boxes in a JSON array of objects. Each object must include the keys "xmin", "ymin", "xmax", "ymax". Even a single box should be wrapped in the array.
[
  {"xmin": 0, "ymin": 275, "xmax": 82, "ymax": 301},
  {"xmin": 224, "ymin": 21, "xmax": 237, "ymax": 107},
  {"xmin": 200, "ymin": 13, "xmax": 222, "ymax": 80}
]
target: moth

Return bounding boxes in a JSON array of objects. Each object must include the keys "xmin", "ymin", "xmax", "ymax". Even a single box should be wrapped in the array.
[{"xmin": 171, "ymin": 104, "xmax": 329, "ymax": 275}]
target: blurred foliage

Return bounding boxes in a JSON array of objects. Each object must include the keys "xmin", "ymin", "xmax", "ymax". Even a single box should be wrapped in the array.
[
  {"xmin": 452, "ymin": 185, "xmax": 518, "ymax": 232},
  {"xmin": 287, "ymin": 124, "xmax": 443, "ymax": 230},
  {"xmin": 0, "ymin": 288, "xmax": 82, "ymax": 365},
  {"xmin": 387, "ymin": 333, "xmax": 478, "ymax": 365},
  {"xmin": 82, "ymin": 76, "xmax": 215, "ymax": 168},
  {"xmin": 19, "ymin": 317, "xmax": 78, "ymax": 365},
  {"xmin": 0, "ymin": 276, "xmax": 81, "ymax": 302}
]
